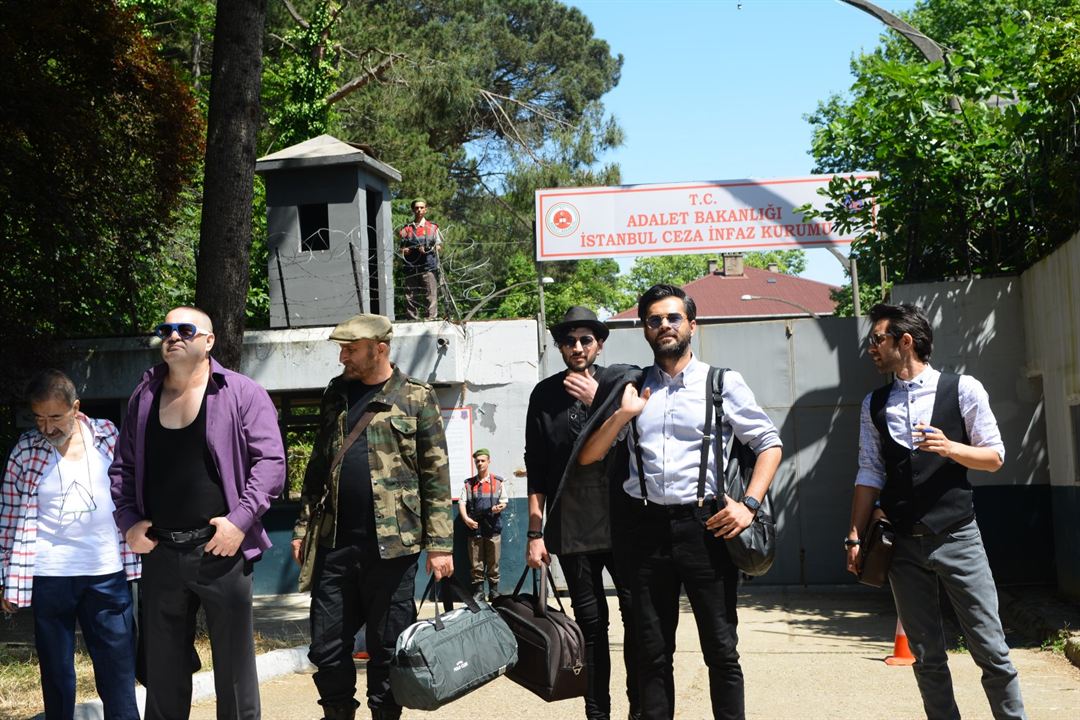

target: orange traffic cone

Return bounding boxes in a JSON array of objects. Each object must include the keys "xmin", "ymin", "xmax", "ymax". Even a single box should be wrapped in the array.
[{"xmin": 885, "ymin": 619, "xmax": 916, "ymax": 666}]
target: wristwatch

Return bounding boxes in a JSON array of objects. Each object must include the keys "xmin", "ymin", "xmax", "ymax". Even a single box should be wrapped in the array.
[
  {"xmin": 741, "ymin": 496, "xmax": 761, "ymax": 514},
  {"xmin": 527, "ymin": 530, "xmax": 544, "ymax": 540}
]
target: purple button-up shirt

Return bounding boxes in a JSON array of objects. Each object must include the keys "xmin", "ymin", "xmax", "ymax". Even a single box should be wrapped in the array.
[{"xmin": 110, "ymin": 358, "xmax": 286, "ymax": 560}]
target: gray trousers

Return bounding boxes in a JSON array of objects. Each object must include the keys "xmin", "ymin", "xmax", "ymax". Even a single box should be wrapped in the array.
[{"xmin": 889, "ymin": 518, "xmax": 1026, "ymax": 720}]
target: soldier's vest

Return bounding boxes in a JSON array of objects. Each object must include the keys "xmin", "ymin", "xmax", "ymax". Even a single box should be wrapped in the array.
[
  {"xmin": 872, "ymin": 372, "xmax": 974, "ymax": 534},
  {"xmin": 465, "ymin": 475, "xmax": 503, "ymax": 538}
]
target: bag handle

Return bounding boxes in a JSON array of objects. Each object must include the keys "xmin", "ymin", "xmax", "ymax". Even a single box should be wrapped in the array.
[
  {"xmin": 417, "ymin": 574, "xmax": 482, "ymax": 631},
  {"xmin": 509, "ymin": 564, "xmax": 569, "ymax": 618}
]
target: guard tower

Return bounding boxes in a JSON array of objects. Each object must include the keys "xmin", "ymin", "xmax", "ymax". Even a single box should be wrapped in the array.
[{"xmin": 255, "ymin": 134, "xmax": 402, "ymax": 327}]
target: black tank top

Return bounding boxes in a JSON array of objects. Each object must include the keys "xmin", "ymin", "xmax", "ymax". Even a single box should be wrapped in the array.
[{"xmin": 145, "ymin": 386, "xmax": 227, "ymax": 530}]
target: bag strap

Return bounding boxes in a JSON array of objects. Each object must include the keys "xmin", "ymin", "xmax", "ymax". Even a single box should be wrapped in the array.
[
  {"xmin": 538, "ymin": 562, "xmax": 569, "ymax": 616},
  {"xmin": 329, "ymin": 410, "xmax": 377, "ymax": 476},
  {"xmin": 630, "ymin": 417, "xmax": 648, "ymax": 505},
  {"xmin": 509, "ymin": 564, "xmax": 569, "ymax": 617},
  {"xmin": 697, "ymin": 367, "xmax": 720, "ymax": 507},
  {"xmin": 307, "ymin": 408, "xmax": 376, "ymax": 538}
]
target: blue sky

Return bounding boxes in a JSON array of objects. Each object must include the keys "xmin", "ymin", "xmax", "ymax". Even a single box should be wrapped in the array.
[{"xmin": 570, "ymin": 0, "xmax": 919, "ymax": 286}]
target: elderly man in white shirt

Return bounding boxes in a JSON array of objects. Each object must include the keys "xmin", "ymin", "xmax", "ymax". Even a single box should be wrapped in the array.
[
  {"xmin": 582, "ymin": 284, "xmax": 782, "ymax": 720},
  {"xmin": 846, "ymin": 302, "xmax": 1025, "ymax": 720}
]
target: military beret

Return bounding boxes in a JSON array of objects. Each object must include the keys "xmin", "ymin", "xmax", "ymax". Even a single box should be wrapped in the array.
[
  {"xmin": 472, "ymin": 448, "xmax": 491, "ymax": 458},
  {"xmin": 329, "ymin": 314, "xmax": 393, "ymax": 344}
]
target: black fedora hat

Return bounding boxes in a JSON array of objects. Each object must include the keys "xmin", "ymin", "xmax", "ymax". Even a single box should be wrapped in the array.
[{"xmin": 551, "ymin": 306, "xmax": 609, "ymax": 342}]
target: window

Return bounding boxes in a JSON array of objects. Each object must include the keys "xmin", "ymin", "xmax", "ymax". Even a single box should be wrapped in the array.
[{"xmin": 298, "ymin": 203, "xmax": 330, "ymax": 252}]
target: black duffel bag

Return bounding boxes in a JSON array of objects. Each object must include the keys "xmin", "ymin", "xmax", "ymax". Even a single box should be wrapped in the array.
[
  {"xmin": 389, "ymin": 575, "xmax": 517, "ymax": 710},
  {"xmin": 491, "ymin": 565, "xmax": 587, "ymax": 701}
]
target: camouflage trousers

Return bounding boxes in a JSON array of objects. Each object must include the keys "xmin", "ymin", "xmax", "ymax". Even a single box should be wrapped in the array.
[{"xmin": 467, "ymin": 534, "xmax": 500, "ymax": 592}]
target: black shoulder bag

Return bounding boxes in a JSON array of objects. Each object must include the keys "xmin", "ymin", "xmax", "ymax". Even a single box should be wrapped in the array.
[
  {"xmin": 709, "ymin": 367, "xmax": 777, "ymax": 577},
  {"xmin": 628, "ymin": 367, "xmax": 776, "ymax": 576}
]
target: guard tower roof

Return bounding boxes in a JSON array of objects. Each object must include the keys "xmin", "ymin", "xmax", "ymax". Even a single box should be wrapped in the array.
[{"xmin": 255, "ymin": 134, "xmax": 402, "ymax": 182}]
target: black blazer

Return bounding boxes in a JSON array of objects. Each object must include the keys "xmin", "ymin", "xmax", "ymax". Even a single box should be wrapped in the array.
[{"xmin": 543, "ymin": 364, "xmax": 645, "ymax": 555}]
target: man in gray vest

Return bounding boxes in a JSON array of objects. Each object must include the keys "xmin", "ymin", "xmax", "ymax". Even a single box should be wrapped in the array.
[{"xmin": 846, "ymin": 303, "xmax": 1026, "ymax": 720}]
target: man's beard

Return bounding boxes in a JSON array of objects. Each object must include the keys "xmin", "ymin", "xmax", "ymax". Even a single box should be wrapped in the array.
[
  {"xmin": 44, "ymin": 426, "xmax": 74, "ymax": 448},
  {"xmin": 651, "ymin": 334, "xmax": 690, "ymax": 360}
]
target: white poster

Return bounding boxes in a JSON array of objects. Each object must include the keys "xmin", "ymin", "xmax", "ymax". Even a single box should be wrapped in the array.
[
  {"xmin": 440, "ymin": 407, "xmax": 473, "ymax": 500},
  {"xmin": 535, "ymin": 174, "xmax": 876, "ymax": 261}
]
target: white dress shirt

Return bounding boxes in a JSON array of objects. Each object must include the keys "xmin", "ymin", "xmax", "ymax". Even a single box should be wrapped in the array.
[
  {"xmin": 855, "ymin": 365, "xmax": 1005, "ymax": 490},
  {"xmin": 624, "ymin": 355, "xmax": 782, "ymax": 505}
]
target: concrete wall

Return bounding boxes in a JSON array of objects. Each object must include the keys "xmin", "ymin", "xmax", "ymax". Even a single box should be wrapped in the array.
[{"xmin": 1019, "ymin": 232, "xmax": 1080, "ymax": 597}]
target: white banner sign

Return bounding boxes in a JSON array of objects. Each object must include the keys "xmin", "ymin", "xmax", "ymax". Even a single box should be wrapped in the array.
[
  {"xmin": 535, "ymin": 174, "xmax": 876, "ymax": 261},
  {"xmin": 440, "ymin": 407, "xmax": 473, "ymax": 499}
]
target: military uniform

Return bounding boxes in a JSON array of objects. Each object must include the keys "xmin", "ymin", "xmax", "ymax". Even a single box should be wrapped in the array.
[{"xmin": 294, "ymin": 364, "xmax": 452, "ymax": 720}]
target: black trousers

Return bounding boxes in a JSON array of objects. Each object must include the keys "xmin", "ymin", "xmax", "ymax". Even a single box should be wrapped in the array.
[
  {"xmin": 308, "ymin": 544, "xmax": 418, "ymax": 714},
  {"xmin": 559, "ymin": 551, "xmax": 640, "ymax": 720},
  {"xmin": 619, "ymin": 502, "xmax": 743, "ymax": 720},
  {"xmin": 140, "ymin": 542, "xmax": 258, "ymax": 720}
]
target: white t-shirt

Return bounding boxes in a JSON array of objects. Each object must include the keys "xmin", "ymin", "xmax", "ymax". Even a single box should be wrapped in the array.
[{"xmin": 34, "ymin": 423, "xmax": 123, "ymax": 577}]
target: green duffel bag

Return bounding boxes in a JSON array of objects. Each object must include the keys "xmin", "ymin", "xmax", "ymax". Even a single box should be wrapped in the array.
[{"xmin": 389, "ymin": 575, "xmax": 518, "ymax": 711}]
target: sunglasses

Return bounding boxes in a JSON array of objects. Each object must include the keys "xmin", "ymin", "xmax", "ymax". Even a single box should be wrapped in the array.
[
  {"xmin": 153, "ymin": 322, "xmax": 211, "ymax": 340},
  {"xmin": 644, "ymin": 313, "xmax": 686, "ymax": 330},
  {"xmin": 867, "ymin": 331, "xmax": 894, "ymax": 347},
  {"xmin": 557, "ymin": 335, "xmax": 597, "ymax": 349}
]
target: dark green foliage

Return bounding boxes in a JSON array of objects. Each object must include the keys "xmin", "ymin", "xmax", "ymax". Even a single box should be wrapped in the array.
[
  {"xmin": 805, "ymin": 0, "xmax": 1080, "ymax": 297},
  {"xmin": 0, "ymin": 0, "xmax": 203, "ymax": 393}
]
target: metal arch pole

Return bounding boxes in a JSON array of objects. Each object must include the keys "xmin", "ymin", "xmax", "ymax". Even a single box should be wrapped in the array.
[
  {"xmin": 537, "ymin": 263, "xmax": 548, "ymax": 366},
  {"xmin": 826, "ymin": 246, "xmax": 861, "ymax": 317},
  {"xmin": 834, "ymin": 0, "xmax": 954, "ymax": 316},
  {"xmin": 837, "ymin": 0, "xmax": 945, "ymax": 63}
]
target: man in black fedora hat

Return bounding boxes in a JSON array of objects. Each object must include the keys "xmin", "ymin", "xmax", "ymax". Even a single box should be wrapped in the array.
[{"xmin": 524, "ymin": 306, "xmax": 640, "ymax": 720}]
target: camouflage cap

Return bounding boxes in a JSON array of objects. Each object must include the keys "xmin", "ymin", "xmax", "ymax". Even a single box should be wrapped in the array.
[{"xmin": 329, "ymin": 314, "xmax": 393, "ymax": 344}]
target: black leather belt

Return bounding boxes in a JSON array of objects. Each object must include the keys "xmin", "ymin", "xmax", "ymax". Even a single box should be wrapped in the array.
[
  {"xmin": 643, "ymin": 498, "xmax": 719, "ymax": 518},
  {"xmin": 150, "ymin": 526, "xmax": 216, "ymax": 544}
]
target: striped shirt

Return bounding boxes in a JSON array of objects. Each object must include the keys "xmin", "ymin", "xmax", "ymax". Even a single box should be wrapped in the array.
[{"xmin": 1, "ymin": 415, "xmax": 140, "ymax": 609}]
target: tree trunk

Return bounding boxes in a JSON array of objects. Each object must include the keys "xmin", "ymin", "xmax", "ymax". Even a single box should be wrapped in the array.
[{"xmin": 195, "ymin": 0, "xmax": 267, "ymax": 370}]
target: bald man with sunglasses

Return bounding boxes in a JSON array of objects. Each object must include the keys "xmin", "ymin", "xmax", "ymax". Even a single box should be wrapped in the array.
[{"xmin": 111, "ymin": 305, "xmax": 286, "ymax": 720}]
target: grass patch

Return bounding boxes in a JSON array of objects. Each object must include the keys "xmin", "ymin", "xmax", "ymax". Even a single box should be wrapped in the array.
[
  {"xmin": 0, "ymin": 631, "xmax": 292, "ymax": 719},
  {"xmin": 0, "ymin": 642, "xmax": 100, "ymax": 720},
  {"xmin": 1041, "ymin": 625, "xmax": 1073, "ymax": 655}
]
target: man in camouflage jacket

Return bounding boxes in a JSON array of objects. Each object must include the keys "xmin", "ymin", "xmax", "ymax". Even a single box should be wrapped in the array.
[{"xmin": 291, "ymin": 313, "xmax": 453, "ymax": 720}]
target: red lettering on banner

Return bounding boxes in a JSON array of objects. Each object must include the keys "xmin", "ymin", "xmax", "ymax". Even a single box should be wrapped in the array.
[
  {"xmin": 708, "ymin": 226, "xmax": 758, "ymax": 241},
  {"xmin": 662, "ymin": 229, "xmax": 705, "ymax": 243},
  {"xmin": 626, "ymin": 212, "xmax": 689, "ymax": 227},
  {"xmin": 760, "ymin": 222, "xmax": 833, "ymax": 239},
  {"xmin": 579, "ymin": 231, "xmax": 657, "ymax": 247}
]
